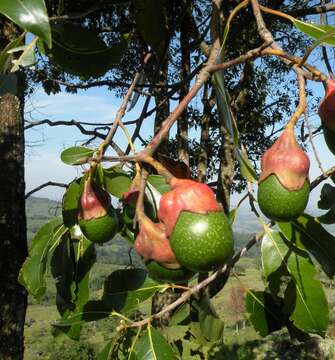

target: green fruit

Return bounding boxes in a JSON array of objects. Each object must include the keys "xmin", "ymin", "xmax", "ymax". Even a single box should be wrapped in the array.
[
  {"xmin": 145, "ymin": 260, "xmax": 195, "ymax": 283},
  {"xmin": 170, "ymin": 211, "xmax": 234, "ymax": 272},
  {"xmin": 323, "ymin": 125, "xmax": 335, "ymax": 155},
  {"xmin": 79, "ymin": 207, "xmax": 119, "ymax": 243},
  {"xmin": 258, "ymin": 175, "xmax": 309, "ymax": 222}
]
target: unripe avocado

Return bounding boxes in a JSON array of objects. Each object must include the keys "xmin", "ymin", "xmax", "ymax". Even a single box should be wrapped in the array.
[
  {"xmin": 145, "ymin": 260, "xmax": 195, "ymax": 283},
  {"xmin": 323, "ymin": 125, "xmax": 335, "ymax": 155},
  {"xmin": 79, "ymin": 207, "xmax": 119, "ymax": 243},
  {"xmin": 258, "ymin": 175, "xmax": 309, "ymax": 222},
  {"xmin": 170, "ymin": 211, "xmax": 234, "ymax": 272}
]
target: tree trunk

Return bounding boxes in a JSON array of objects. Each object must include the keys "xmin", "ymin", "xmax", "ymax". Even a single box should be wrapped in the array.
[{"xmin": 0, "ymin": 19, "xmax": 27, "ymax": 360}]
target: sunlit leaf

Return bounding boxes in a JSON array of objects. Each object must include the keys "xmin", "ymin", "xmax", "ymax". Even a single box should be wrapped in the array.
[
  {"xmin": 198, "ymin": 296, "xmax": 224, "ymax": 342},
  {"xmin": 235, "ymin": 148, "xmax": 257, "ymax": 183},
  {"xmin": 293, "ymin": 20, "xmax": 335, "ymax": 47},
  {"xmin": 213, "ymin": 68, "xmax": 239, "ymax": 145},
  {"xmin": 19, "ymin": 218, "xmax": 66, "ymax": 299},
  {"xmin": 278, "ymin": 214, "xmax": 335, "ymax": 278},
  {"xmin": 60, "ymin": 146, "xmax": 94, "ymax": 165},
  {"xmin": 0, "ymin": 0, "xmax": 51, "ymax": 47},
  {"xmin": 246, "ymin": 290, "xmax": 284, "ymax": 337},
  {"xmin": 62, "ymin": 177, "xmax": 83, "ymax": 228},
  {"xmin": 262, "ymin": 229, "xmax": 329, "ymax": 336},
  {"xmin": 11, "ymin": 37, "xmax": 37, "ymax": 72},
  {"xmin": 103, "ymin": 166, "xmax": 132, "ymax": 198},
  {"xmin": 132, "ymin": 325, "xmax": 179, "ymax": 360},
  {"xmin": 147, "ymin": 175, "xmax": 171, "ymax": 194},
  {"xmin": 0, "ymin": 32, "xmax": 25, "ymax": 73}
]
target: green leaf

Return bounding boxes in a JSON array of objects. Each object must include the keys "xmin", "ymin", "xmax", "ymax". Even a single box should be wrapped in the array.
[
  {"xmin": 132, "ymin": 325, "xmax": 179, "ymax": 360},
  {"xmin": 245, "ymin": 290, "xmax": 284, "ymax": 337},
  {"xmin": 60, "ymin": 146, "xmax": 94, "ymax": 165},
  {"xmin": 11, "ymin": 37, "xmax": 37, "ymax": 72},
  {"xmin": 228, "ymin": 208, "xmax": 238, "ymax": 224},
  {"xmin": 133, "ymin": 0, "xmax": 167, "ymax": 58},
  {"xmin": 18, "ymin": 217, "xmax": 66, "ymax": 299},
  {"xmin": 278, "ymin": 214, "xmax": 335, "ymax": 278},
  {"xmin": 119, "ymin": 225, "xmax": 135, "ymax": 244},
  {"xmin": 62, "ymin": 177, "xmax": 84, "ymax": 228},
  {"xmin": 0, "ymin": 0, "xmax": 51, "ymax": 48},
  {"xmin": 262, "ymin": 229, "xmax": 329, "ymax": 336},
  {"xmin": 293, "ymin": 20, "xmax": 335, "ymax": 47},
  {"xmin": 169, "ymin": 302, "xmax": 190, "ymax": 326},
  {"xmin": 198, "ymin": 296, "xmax": 224, "ymax": 342},
  {"xmin": 103, "ymin": 166, "xmax": 132, "ymax": 198},
  {"xmin": 318, "ymin": 184, "xmax": 335, "ymax": 210},
  {"xmin": 0, "ymin": 32, "xmax": 25, "ymax": 73},
  {"xmin": 213, "ymin": 69, "xmax": 239, "ymax": 146},
  {"xmin": 147, "ymin": 175, "xmax": 171, "ymax": 194},
  {"xmin": 52, "ymin": 236, "xmax": 95, "ymax": 339},
  {"xmin": 48, "ymin": 22, "xmax": 127, "ymax": 77},
  {"xmin": 317, "ymin": 206, "xmax": 335, "ymax": 224},
  {"xmin": 235, "ymin": 148, "xmax": 257, "ymax": 183},
  {"xmin": 51, "ymin": 233, "xmax": 76, "ymax": 314},
  {"xmin": 97, "ymin": 340, "xmax": 115, "ymax": 360},
  {"xmin": 54, "ymin": 269, "xmax": 167, "ymax": 325}
]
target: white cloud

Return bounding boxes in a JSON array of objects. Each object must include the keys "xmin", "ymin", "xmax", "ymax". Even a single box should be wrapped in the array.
[{"xmin": 25, "ymin": 88, "xmax": 117, "ymax": 122}]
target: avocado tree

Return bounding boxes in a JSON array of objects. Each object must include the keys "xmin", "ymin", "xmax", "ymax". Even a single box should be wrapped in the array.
[{"xmin": 2, "ymin": 0, "xmax": 335, "ymax": 358}]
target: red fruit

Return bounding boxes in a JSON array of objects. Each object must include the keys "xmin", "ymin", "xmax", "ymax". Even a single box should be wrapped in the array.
[
  {"xmin": 158, "ymin": 178, "xmax": 221, "ymax": 236},
  {"xmin": 134, "ymin": 218, "xmax": 179, "ymax": 269},
  {"xmin": 78, "ymin": 178, "xmax": 119, "ymax": 243},
  {"xmin": 318, "ymin": 79, "xmax": 335, "ymax": 132},
  {"xmin": 259, "ymin": 127, "xmax": 310, "ymax": 191},
  {"xmin": 79, "ymin": 178, "xmax": 110, "ymax": 220}
]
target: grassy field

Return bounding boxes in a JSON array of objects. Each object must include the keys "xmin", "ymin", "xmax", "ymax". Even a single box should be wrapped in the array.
[{"xmin": 24, "ymin": 256, "xmax": 335, "ymax": 359}]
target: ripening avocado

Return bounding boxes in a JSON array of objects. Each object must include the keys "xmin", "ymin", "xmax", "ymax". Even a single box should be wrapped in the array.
[
  {"xmin": 145, "ymin": 260, "xmax": 195, "ymax": 283},
  {"xmin": 79, "ymin": 208, "xmax": 119, "ymax": 243},
  {"xmin": 169, "ymin": 211, "xmax": 234, "ymax": 272},
  {"xmin": 323, "ymin": 125, "xmax": 335, "ymax": 155},
  {"xmin": 257, "ymin": 174, "xmax": 309, "ymax": 222}
]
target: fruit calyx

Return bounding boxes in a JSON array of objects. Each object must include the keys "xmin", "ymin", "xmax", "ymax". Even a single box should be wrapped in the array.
[
  {"xmin": 259, "ymin": 127, "xmax": 310, "ymax": 191},
  {"xmin": 318, "ymin": 79, "xmax": 335, "ymax": 132},
  {"xmin": 79, "ymin": 177, "xmax": 110, "ymax": 221},
  {"xmin": 134, "ymin": 216, "xmax": 179, "ymax": 269},
  {"xmin": 158, "ymin": 178, "xmax": 222, "ymax": 236}
]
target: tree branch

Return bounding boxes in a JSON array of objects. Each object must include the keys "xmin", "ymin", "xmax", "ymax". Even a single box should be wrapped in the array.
[{"xmin": 25, "ymin": 182, "xmax": 67, "ymax": 199}]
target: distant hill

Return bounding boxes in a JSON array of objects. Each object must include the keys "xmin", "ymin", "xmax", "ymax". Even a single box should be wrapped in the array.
[
  {"xmin": 26, "ymin": 197, "xmax": 61, "ymax": 242},
  {"xmin": 28, "ymin": 196, "xmax": 334, "ymax": 264}
]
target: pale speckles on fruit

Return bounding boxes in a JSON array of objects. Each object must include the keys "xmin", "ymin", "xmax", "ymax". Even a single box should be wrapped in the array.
[
  {"xmin": 257, "ymin": 174, "xmax": 309, "ymax": 222},
  {"xmin": 170, "ymin": 211, "xmax": 234, "ymax": 272}
]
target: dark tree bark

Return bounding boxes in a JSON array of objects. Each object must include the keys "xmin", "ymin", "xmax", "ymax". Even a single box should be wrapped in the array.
[
  {"xmin": 0, "ymin": 19, "xmax": 27, "ymax": 360},
  {"xmin": 177, "ymin": 7, "xmax": 191, "ymax": 166}
]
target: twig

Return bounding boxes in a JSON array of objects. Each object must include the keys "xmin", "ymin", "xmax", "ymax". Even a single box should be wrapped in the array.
[
  {"xmin": 99, "ymin": 54, "xmax": 152, "ymax": 157},
  {"xmin": 251, "ymin": 0, "xmax": 307, "ymax": 129},
  {"xmin": 25, "ymin": 182, "xmax": 67, "ymax": 199},
  {"xmin": 310, "ymin": 165, "xmax": 335, "ymax": 190}
]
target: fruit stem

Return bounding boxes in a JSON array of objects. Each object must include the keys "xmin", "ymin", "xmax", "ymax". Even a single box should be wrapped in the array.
[
  {"xmin": 138, "ymin": 153, "xmax": 175, "ymax": 183},
  {"xmin": 135, "ymin": 169, "xmax": 149, "ymax": 224}
]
